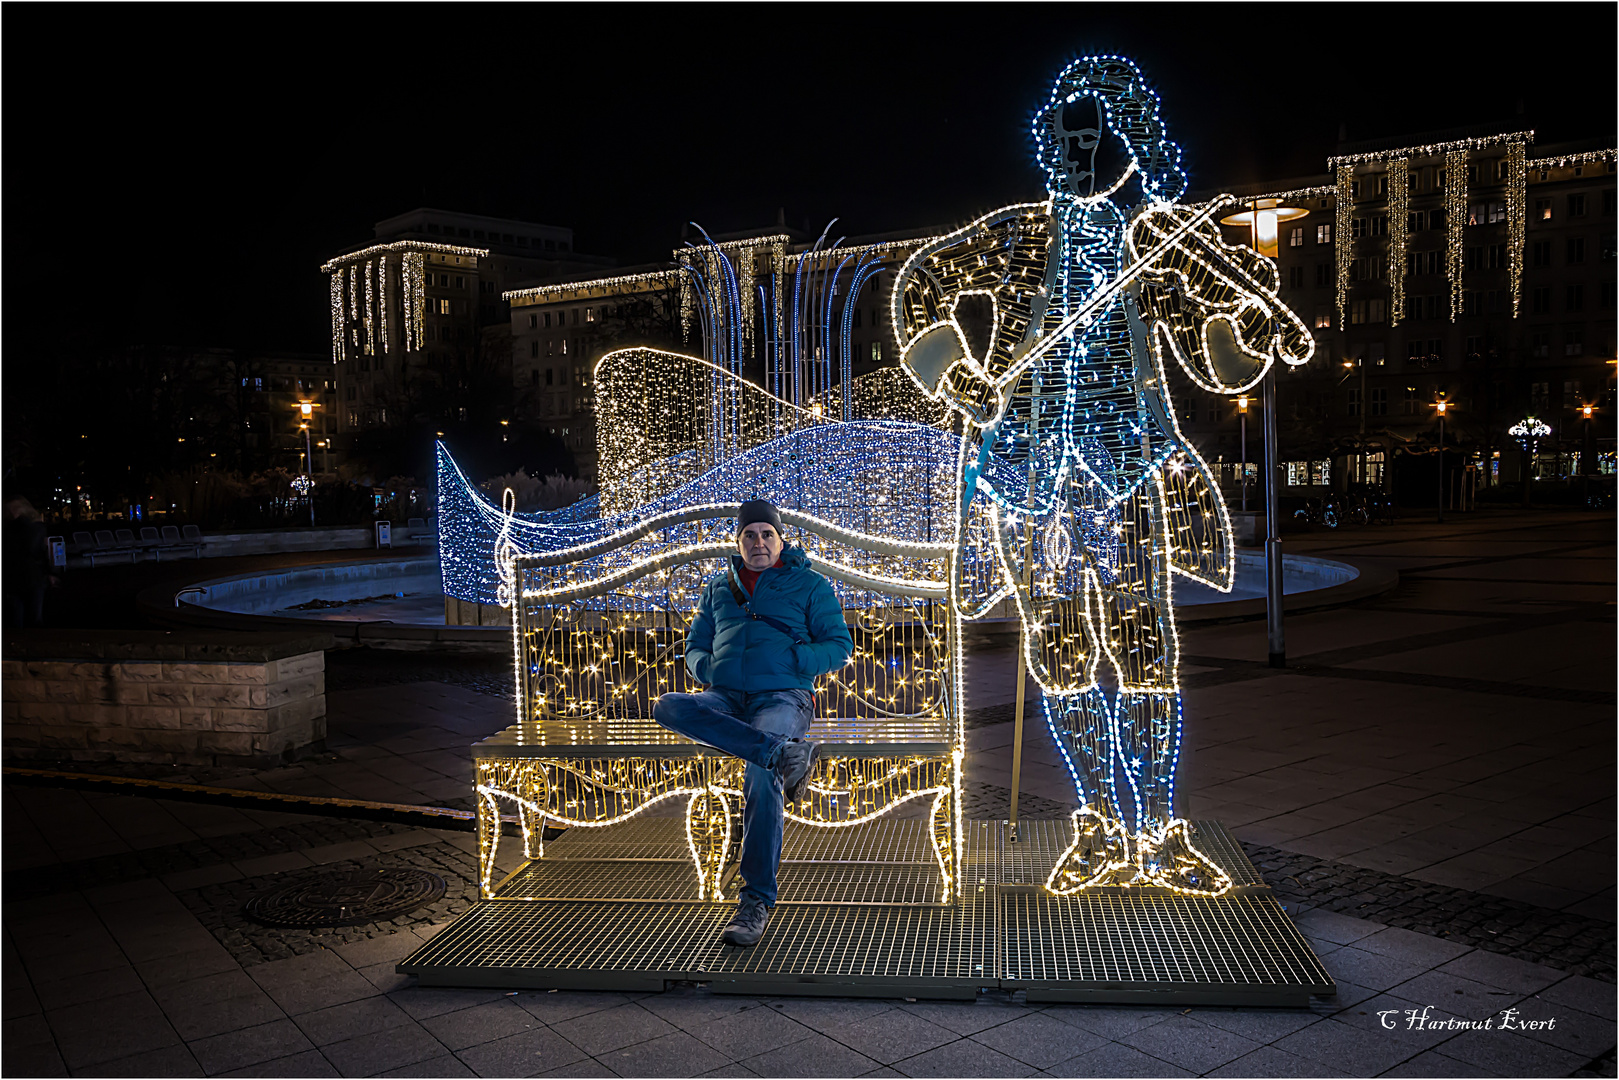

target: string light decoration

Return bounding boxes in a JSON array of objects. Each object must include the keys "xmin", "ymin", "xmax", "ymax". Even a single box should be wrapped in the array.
[
  {"xmin": 319, "ymin": 241, "xmax": 486, "ymax": 367},
  {"xmin": 1326, "ymin": 130, "xmax": 1534, "ymax": 168},
  {"xmin": 403, "ymin": 252, "xmax": 424, "ymax": 352},
  {"xmin": 443, "ymin": 54, "xmax": 1320, "ymax": 907},
  {"xmin": 1445, "ymin": 150, "xmax": 1467, "ymax": 321},
  {"xmin": 1387, "ymin": 158, "xmax": 1408, "ymax": 326},
  {"xmin": 1505, "ymin": 141, "xmax": 1527, "ymax": 318},
  {"xmin": 329, "ymin": 273, "xmax": 344, "ymax": 364},
  {"xmin": 1335, "ymin": 164, "xmax": 1354, "ymax": 330},
  {"xmin": 887, "ymin": 54, "xmax": 1313, "ymax": 898},
  {"xmin": 1528, "ymin": 149, "xmax": 1616, "ymax": 170},
  {"xmin": 363, "ymin": 259, "xmax": 376, "ymax": 355}
]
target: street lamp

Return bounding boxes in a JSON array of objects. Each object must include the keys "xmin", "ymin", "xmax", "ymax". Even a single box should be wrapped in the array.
[
  {"xmin": 1220, "ymin": 199, "xmax": 1308, "ymax": 670},
  {"xmin": 1237, "ymin": 395, "xmax": 1249, "ymax": 511},
  {"xmin": 1508, "ymin": 417, "xmax": 1552, "ymax": 507},
  {"xmin": 292, "ymin": 400, "xmax": 322, "ymax": 527},
  {"xmin": 1433, "ymin": 399, "xmax": 1449, "ymax": 523}
]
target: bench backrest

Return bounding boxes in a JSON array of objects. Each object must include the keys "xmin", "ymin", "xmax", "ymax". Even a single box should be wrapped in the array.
[
  {"xmin": 94, "ymin": 530, "xmax": 115, "ymax": 546},
  {"xmin": 72, "ymin": 531, "xmax": 94, "ymax": 546},
  {"xmin": 511, "ymin": 505, "xmax": 957, "ymax": 745},
  {"xmin": 115, "ymin": 529, "xmax": 135, "ymax": 544},
  {"xmin": 161, "ymin": 526, "xmax": 181, "ymax": 542},
  {"xmin": 182, "ymin": 525, "xmax": 202, "ymax": 540},
  {"xmin": 140, "ymin": 527, "xmax": 160, "ymax": 543}
]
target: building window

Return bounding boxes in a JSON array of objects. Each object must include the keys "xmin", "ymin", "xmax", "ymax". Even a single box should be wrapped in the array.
[
  {"xmin": 585, "ymin": 306, "xmax": 595, "ymax": 322},
  {"xmin": 1565, "ymin": 328, "xmax": 1584, "ymax": 356},
  {"xmin": 561, "ymin": 338, "xmax": 568, "ymax": 355},
  {"xmin": 454, "ymin": 276, "xmax": 465, "ymax": 289},
  {"xmin": 1568, "ymin": 194, "xmax": 1587, "ymax": 217},
  {"xmin": 1369, "ymin": 388, "xmax": 1388, "ymax": 416},
  {"xmin": 543, "ymin": 312, "xmax": 553, "ymax": 328},
  {"xmin": 545, "ymin": 368, "xmax": 554, "ymax": 386},
  {"xmin": 1347, "ymin": 388, "xmax": 1361, "ymax": 416},
  {"xmin": 1532, "ymin": 240, "xmax": 1552, "ymax": 267},
  {"xmin": 1564, "ymin": 379, "xmax": 1582, "ymax": 406},
  {"xmin": 1314, "ymin": 310, "xmax": 1331, "ymax": 329},
  {"xmin": 1567, "ymin": 238, "xmax": 1587, "ymax": 264},
  {"xmin": 1317, "ymin": 223, "xmax": 1332, "ymax": 244},
  {"xmin": 437, "ymin": 299, "xmax": 451, "ymax": 315},
  {"xmin": 1605, "ymin": 190, "xmax": 1616, "ymax": 216},
  {"xmin": 1465, "ymin": 335, "xmax": 1484, "ymax": 358},
  {"xmin": 1375, "ymin": 174, "xmax": 1389, "ymax": 196},
  {"xmin": 528, "ymin": 314, "xmax": 538, "ymax": 328},
  {"xmin": 1351, "ymin": 217, "xmax": 1367, "ymax": 239},
  {"xmin": 572, "ymin": 309, "xmax": 580, "ymax": 326},
  {"xmin": 869, "ymin": 342, "xmax": 883, "ymax": 363},
  {"xmin": 1288, "ymin": 227, "xmax": 1304, "ymax": 248},
  {"xmin": 1402, "ymin": 387, "xmax": 1419, "ymax": 414},
  {"xmin": 1315, "ymin": 263, "xmax": 1332, "ymax": 287},
  {"xmin": 1370, "ymin": 215, "xmax": 1389, "ymax": 236},
  {"xmin": 1531, "ymin": 329, "xmax": 1550, "ymax": 358},
  {"xmin": 1531, "ymin": 287, "xmax": 1552, "ymax": 315},
  {"xmin": 531, "ymin": 368, "xmax": 539, "ymax": 386},
  {"xmin": 529, "ymin": 341, "xmax": 539, "ymax": 358},
  {"xmin": 1535, "ymin": 198, "xmax": 1552, "ymax": 221},
  {"xmin": 1288, "ymin": 265, "xmax": 1304, "ymax": 288},
  {"xmin": 1567, "ymin": 283, "xmax": 1585, "ymax": 312},
  {"xmin": 1531, "ymin": 381, "xmax": 1549, "ymax": 410},
  {"xmin": 546, "ymin": 339, "xmax": 554, "ymax": 357},
  {"xmin": 1488, "ymin": 243, "xmax": 1508, "ymax": 269}
]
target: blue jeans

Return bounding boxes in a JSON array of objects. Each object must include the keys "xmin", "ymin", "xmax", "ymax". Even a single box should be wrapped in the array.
[{"xmin": 651, "ymin": 688, "xmax": 814, "ymax": 906}]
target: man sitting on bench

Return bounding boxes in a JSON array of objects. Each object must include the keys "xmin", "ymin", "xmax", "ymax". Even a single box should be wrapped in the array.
[{"xmin": 653, "ymin": 500, "xmax": 854, "ymax": 946}]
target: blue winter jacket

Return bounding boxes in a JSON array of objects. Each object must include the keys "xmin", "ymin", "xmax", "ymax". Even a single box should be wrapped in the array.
[{"xmin": 684, "ymin": 545, "xmax": 854, "ymax": 694}]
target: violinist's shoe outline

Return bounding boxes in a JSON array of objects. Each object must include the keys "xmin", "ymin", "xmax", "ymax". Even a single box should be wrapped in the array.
[
  {"xmin": 1136, "ymin": 819, "xmax": 1232, "ymax": 897},
  {"xmin": 1045, "ymin": 806, "xmax": 1133, "ymax": 894}
]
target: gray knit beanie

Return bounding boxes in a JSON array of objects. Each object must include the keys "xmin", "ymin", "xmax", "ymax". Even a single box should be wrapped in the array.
[{"xmin": 736, "ymin": 499, "xmax": 784, "ymax": 537}]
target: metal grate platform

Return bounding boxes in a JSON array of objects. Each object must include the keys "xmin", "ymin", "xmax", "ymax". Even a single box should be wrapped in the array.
[{"xmin": 401, "ymin": 818, "xmax": 1334, "ymax": 1004}]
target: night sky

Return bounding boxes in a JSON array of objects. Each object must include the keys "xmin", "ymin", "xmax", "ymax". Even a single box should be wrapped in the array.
[{"xmin": 11, "ymin": 5, "xmax": 1614, "ymax": 361}]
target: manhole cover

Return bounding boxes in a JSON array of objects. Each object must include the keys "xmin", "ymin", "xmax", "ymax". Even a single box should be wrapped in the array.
[{"xmin": 243, "ymin": 868, "xmax": 446, "ymax": 928}]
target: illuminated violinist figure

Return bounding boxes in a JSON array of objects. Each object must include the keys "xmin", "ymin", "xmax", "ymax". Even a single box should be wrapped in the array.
[{"xmin": 892, "ymin": 56, "xmax": 1314, "ymax": 895}]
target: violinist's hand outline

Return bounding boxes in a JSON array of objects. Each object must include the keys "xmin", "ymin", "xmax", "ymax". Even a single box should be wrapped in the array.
[{"xmin": 1128, "ymin": 201, "xmax": 1315, "ymax": 395}]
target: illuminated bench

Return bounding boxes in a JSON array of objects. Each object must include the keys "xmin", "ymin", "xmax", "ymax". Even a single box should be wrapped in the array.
[{"xmin": 472, "ymin": 506, "xmax": 965, "ymax": 904}]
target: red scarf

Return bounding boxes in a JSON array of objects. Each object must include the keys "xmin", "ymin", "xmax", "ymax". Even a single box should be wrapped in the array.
[{"xmin": 737, "ymin": 557, "xmax": 783, "ymax": 595}]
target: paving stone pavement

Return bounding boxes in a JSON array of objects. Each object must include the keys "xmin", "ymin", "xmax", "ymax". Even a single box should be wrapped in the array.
[{"xmin": 4, "ymin": 510, "xmax": 1615, "ymax": 1077}]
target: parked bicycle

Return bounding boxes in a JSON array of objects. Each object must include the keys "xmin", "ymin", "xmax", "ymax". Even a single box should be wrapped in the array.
[{"xmin": 1293, "ymin": 493, "xmax": 1345, "ymax": 528}]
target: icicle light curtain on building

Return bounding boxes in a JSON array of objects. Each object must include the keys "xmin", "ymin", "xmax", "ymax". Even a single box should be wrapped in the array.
[
  {"xmin": 437, "ymin": 54, "xmax": 1323, "ymax": 902},
  {"xmin": 321, "ymin": 240, "xmax": 488, "ymax": 365}
]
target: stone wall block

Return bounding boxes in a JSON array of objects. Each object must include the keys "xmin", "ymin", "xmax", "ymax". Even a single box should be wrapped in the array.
[
  {"xmin": 177, "ymin": 707, "xmax": 215, "ymax": 730},
  {"xmin": 111, "ymin": 683, "xmax": 150, "ymax": 706},
  {"xmin": 189, "ymin": 684, "xmax": 253, "ymax": 708},
  {"xmin": 41, "ymin": 726, "xmax": 92, "ymax": 749},
  {"xmin": 164, "ymin": 662, "xmax": 233, "ymax": 685},
  {"xmin": 199, "ymin": 731, "xmax": 256, "ymax": 757},
  {"xmin": 128, "ymin": 706, "xmax": 183, "ymax": 730},
  {"xmin": 8, "ymin": 701, "xmax": 68, "ymax": 725},
  {"xmin": 1, "ymin": 660, "xmax": 25, "ymax": 681},
  {"xmin": 2, "ymin": 680, "xmax": 46, "ymax": 703},
  {"xmin": 260, "ymin": 674, "xmax": 321, "ymax": 709},
  {"xmin": 22, "ymin": 661, "xmax": 73, "ymax": 680},
  {"xmin": 41, "ymin": 680, "xmax": 90, "ymax": 704},
  {"xmin": 145, "ymin": 683, "xmax": 194, "ymax": 707},
  {"xmin": 270, "ymin": 653, "xmax": 325, "ymax": 682},
  {"xmin": 111, "ymin": 662, "xmax": 165, "ymax": 683},
  {"xmin": 226, "ymin": 662, "xmax": 270, "ymax": 685},
  {"xmin": 212, "ymin": 707, "xmax": 270, "ymax": 733}
]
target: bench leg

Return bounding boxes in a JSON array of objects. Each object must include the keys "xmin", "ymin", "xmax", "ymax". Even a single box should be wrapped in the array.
[
  {"xmin": 930, "ymin": 787, "xmax": 958, "ymax": 904},
  {"xmin": 685, "ymin": 785, "xmax": 735, "ymax": 902},
  {"xmin": 518, "ymin": 765, "xmax": 547, "ymax": 860}
]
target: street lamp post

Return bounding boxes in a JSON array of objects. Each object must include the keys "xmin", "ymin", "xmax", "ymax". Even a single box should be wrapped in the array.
[
  {"xmin": 1433, "ymin": 399, "xmax": 1449, "ymax": 524},
  {"xmin": 1237, "ymin": 395, "xmax": 1249, "ymax": 511},
  {"xmin": 293, "ymin": 401, "xmax": 322, "ymax": 528},
  {"xmin": 1220, "ymin": 199, "xmax": 1307, "ymax": 671},
  {"xmin": 1508, "ymin": 417, "xmax": 1552, "ymax": 508}
]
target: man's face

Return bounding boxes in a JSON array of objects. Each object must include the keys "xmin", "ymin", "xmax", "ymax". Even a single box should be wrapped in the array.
[
  {"xmin": 738, "ymin": 522, "xmax": 783, "ymax": 570},
  {"xmin": 1054, "ymin": 95, "xmax": 1130, "ymax": 200}
]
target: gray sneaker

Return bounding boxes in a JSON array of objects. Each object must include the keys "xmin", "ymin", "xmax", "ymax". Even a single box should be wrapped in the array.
[
  {"xmin": 774, "ymin": 738, "xmax": 818, "ymax": 805},
  {"xmin": 721, "ymin": 895, "xmax": 770, "ymax": 947}
]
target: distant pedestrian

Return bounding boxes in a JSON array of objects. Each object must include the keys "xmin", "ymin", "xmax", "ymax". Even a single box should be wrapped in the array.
[
  {"xmin": 652, "ymin": 500, "xmax": 854, "ymax": 947},
  {"xmin": 3, "ymin": 498, "xmax": 52, "ymax": 628}
]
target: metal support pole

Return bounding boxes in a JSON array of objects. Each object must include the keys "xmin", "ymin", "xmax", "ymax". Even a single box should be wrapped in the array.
[
  {"xmin": 305, "ymin": 426, "xmax": 315, "ymax": 528},
  {"xmin": 1436, "ymin": 414, "xmax": 1445, "ymax": 524},
  {"xmin": 1240, "ymin": 412, "xmax": 1248, "ymax": 512},
  {"xmin": 1263, "ymin": 370, "xmax": 1285, "ymax": 669},
  {"xmin": 1008, "ymin": 434, "xmax": 1037, "ymax": 842}
]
